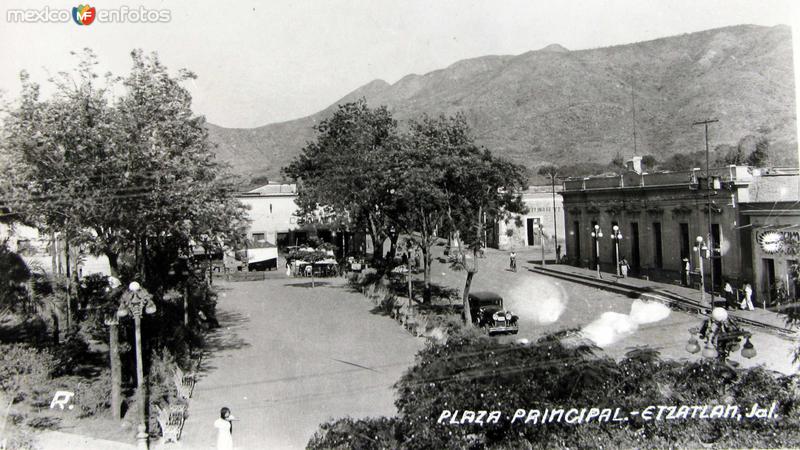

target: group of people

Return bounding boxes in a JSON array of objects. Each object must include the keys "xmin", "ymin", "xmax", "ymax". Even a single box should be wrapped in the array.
[{"xmin": 724, "ymin": 280, "xmax": 755, "ymax": 310}]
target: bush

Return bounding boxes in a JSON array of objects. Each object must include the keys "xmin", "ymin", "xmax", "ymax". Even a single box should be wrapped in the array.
[
  {"xmin": 308, "ymin": 330, "xmax": 800, "ymax": 449},
  {"xmin": 0, "ymin": 343, "xmax": 57, "ymax": 402},
  {"xmin": 308, "ymin": 417, "xmax": 402, "ymax": 449}
]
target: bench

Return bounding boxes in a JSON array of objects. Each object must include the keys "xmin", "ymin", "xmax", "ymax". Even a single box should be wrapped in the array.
[
  {"xmin": 155, "ymin": 403, "xmax": 187, "ymax": 443},
  {"xmin": 173, "ymin": 366, "xmax": 196, "ymax": 400}
]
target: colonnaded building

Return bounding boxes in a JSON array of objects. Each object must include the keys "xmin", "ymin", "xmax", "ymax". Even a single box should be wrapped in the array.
[{"xmin": 561, "ymin": 157, "xmax": 799, "ymax": 306}]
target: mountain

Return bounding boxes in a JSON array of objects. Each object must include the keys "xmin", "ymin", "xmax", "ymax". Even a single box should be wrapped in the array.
[{"xmin": 207, "ymin": 24, "xmax": 797, "ymax": 183}]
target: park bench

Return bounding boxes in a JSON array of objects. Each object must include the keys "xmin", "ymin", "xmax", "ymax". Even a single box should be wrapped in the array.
[
  {"xmin": 155, "ymin": 403, "xmax": 187, "ymax": 444},
  {"xmin": 173, "ymin": 366, "xmax": 196, "ymax": 400}
]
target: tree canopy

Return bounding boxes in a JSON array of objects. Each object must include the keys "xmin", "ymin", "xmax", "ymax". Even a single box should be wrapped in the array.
[{"xmin": 0, "ymin": 49, "xmax": 248, "ymax": 280}]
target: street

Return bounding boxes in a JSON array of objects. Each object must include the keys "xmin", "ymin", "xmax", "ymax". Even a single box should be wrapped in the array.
[
  {"xmin": 426, "ymin": 248, "xmax": 798, "ymax": 373},
  {"xmin": 178, "ymin": 277, "xmax": 422, "ymax": 449}
]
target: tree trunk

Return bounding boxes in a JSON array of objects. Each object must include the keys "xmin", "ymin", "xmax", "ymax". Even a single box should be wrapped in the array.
[
  {"xmin": 388, "ymin": 234, "xmax": 398, "ymax": 261},
  {"xmin": 64, "ymin": 239, "xmax": 72, "ymax": 330},
  {"xmin": 109, "ymin": 322, "xmax": 122, "ymax": 420},
  {"xmin": 462, "ymin": 269, "xmax": 476, "ymax": 325},
  {"xmin": 106, "ymin": 251, "xmax": 120, "ymax": 278},
  {"xmin": 422, "ymin": 245, "xmax": 432, "ymax": 303},
  {"xmin": 50, "ymin": 233, "xmax": 58, "ymax": 274}
]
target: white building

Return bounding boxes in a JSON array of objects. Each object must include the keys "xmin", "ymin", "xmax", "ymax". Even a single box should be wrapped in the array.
[
  {"xmin": 0, "ymin": 223, "xmax": 111, "ymax": 277},
  {"xmin": 495, "ymin": 185, "xmax": 566, "ymax": 255}
]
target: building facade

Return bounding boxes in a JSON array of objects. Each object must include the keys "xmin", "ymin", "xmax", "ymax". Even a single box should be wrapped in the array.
[
  {"xmin": 236, "ymin": 183, "xmax": 367, "ymax": 256},
  {"xmin": 561, "ymin": 161, "xmax": 799, "ymax": 305},
  {"xmin": 495, "ymin": 185, "xmax": 566, "ymax": 254}
]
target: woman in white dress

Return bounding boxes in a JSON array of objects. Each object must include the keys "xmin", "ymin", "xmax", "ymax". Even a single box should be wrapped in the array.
[{"xmin": 215, "ymin": 407, "xmax": 234, "ymax": 450}]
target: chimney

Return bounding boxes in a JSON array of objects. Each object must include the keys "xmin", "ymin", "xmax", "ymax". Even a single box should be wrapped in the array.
[{"xmin": 626, "ymin": 156, "xmax": 642, "ymax": 174}]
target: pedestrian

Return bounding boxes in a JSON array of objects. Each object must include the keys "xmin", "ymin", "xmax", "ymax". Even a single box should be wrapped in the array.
[
  {"xmin": 620, "ymin": 258, "xmax": 629, "ymax": 278},
  {"xmin": 215, "ymin": 407, "xmax": 236, "ymax": 450},
  {"xmin": 723, "ymin": 281, "xmax": 735, "ymax": 309},
  {"xmin": 740, "ymin": 283, "xmax": 755, "ymax": 310},
  {"xmin": 402, "ymin": 251, "xmax": 409, "ymax": 266},
  {"xmin": 556, "ymin": 244, "xmax": 562, "ymax": 263},
  {"xmin": 681, "ymin": 258, "xmax": 690, "ymax": 286}
]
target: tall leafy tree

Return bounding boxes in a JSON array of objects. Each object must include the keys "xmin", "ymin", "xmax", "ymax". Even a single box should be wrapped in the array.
[
  {"xmin": 283, "ymin": 99, "xmax": 403, "ymax": 262},
  {"xmin": 0, "ymin": 49, "xmax": 248, "ymax": 281},
  {"xmin": 398, "ymin": 114, "xmax": 527, "ymax": 308}
]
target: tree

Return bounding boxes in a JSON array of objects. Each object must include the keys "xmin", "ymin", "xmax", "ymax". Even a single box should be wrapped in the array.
[
  {"xmin": 746, "ymin": 136, "xmax": 770, "ymax": 167},
  {"xmin": 283, "ymin": 99, "xmax": 403, "ymax": 265},
  {"xmin": 397, "ymin": 114, "xmax": 526, "ymax": 308},
  {"xmin": 608, "ymin": 151, "xmax": 626, "ymax": 173},
  {"xmin": 641, "ymin": 154, "xmax": 658, "ymax": 171},
  {"xmin": 453, "ymin": 151, "xmax": 526, "ymax": 324},
  {"xmin": 0, "ymin": 49, "xmax": 248, "ymax": 285}
]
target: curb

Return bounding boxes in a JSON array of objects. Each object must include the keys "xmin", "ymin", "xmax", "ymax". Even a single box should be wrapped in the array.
[{"xmin": 528, "ymin": 265, "xmax": 797, "ymax": 337}]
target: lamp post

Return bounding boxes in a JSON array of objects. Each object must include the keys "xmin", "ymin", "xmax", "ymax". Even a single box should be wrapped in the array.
[
  {"xmin": 611, "ymin": 225, "xmax": 623, "ymax": 277},
  {"xmin": 538, "ymin": 223, "xmax": 545, "ymax": 266},
  {"xmin": 693, "ymin": 236, "xmax": 708, "ymax": 304},
  {"xmin": 117, "ymin": 281, "xmax": 157, "ymax": 449},
  {"xmin": 685, "ymin": 307, "xmax": 756, "ymax": 362},
  {"xmin": 590, "ymin": 225, "xmax": 603, "ymax": 279}
]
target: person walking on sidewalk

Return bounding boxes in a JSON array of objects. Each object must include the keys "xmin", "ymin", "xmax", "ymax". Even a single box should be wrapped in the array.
[
  {"xmin": 740, "ymin": 283, "xmax": 755, "ymax": 310},
  {"xmin": 619, "ymin": 258, "xmax": 629, "ymax": 278},
  {"xmin": 215, "ymin": 407, "xmax": 236, "ymax": 450}
]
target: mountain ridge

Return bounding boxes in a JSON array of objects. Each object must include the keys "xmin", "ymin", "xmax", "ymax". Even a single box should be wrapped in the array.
[{"xmin": 207, "ymin": 24, "xmax": 797, "ymax": 182}]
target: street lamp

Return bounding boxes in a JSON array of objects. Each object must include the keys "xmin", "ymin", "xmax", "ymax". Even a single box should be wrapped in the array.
[
  {"xmin": 685, "ymin": 307, "xmax": 756, "ymax": 362},
  {"xmin": 693, "ymin": 236, "xmax": 708, "ymax": 304},
  {"xmin": 117, "ymin": 281, "xmax": 157, "ymax": 449},
  {"xmin": 538, "ymin": 223, "xmax": 545, "ymax": 266},
  {"xmin": 590, "ymin": 225, "xmax": 603, "ymax": 279},
  {"xmin": 611, "ymin": 225, "xmax": 623, "ymax": 277}
]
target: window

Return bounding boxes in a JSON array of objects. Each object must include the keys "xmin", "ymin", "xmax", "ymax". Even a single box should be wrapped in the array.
[
  {"xmin": 573, "ymin": 221, "xmax": 581, "ymax": 262},
  {"xmin": 252, "ymin": 233, "xmax": 265, "ymax": 242}
]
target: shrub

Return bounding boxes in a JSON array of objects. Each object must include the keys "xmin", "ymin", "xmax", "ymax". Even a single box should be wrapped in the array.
[
  {"xmin": 0, "ymin": 343, "xmax": 56, "ymax": 402},
  {"xmin": 308, "ymin": 417, "xmax": 401, "ymax": 449},
  {"xmin": 26, "ymin": 415, "xmax": 62, "ymax": 430},
  {"xmin": 309, "ymin": 330, "xmax": 800, "ymax": 449}
]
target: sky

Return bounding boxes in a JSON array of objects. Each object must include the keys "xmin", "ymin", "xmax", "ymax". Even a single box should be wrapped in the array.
[{"xmin": 1, "ymin": 0, "xmax": 798, "ymax": 128}]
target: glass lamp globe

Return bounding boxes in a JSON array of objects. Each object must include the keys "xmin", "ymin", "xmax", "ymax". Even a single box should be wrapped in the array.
[
  {"xmin": 702, "ymin": 343, "xmax": 718, "ymax": 359},
  {"xmin": 711, "ymin": 307, "xmax": 728, "ymax": 322},
  {"xmin": 741, "ymin": 338, "xmax": 757, "ymax": 359},
  {"xmin": 685, "ymin": 337, "xmax": 701, "ymax": 354}
]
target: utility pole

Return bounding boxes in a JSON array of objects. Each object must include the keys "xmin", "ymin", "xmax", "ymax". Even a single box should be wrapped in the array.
[
  {"xmin": 631, "ymin": 87, "xmax": 637, "ymax": 156},
  {"xmin": 692, "ymin": 118, "xmax": 719, "ymax": 306},
  {"xmin": 550, "ymin": 174, "xmax": 559, "ymax": 262}
]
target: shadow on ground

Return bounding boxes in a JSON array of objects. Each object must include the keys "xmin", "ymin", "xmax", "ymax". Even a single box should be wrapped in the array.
[
  {"xmin": 198, "ymin": 310, "xmax": 252, "ymax": 374},
  {"xmin": 283, "ymin": 281, "xmax": 332, "ymax": 289}
]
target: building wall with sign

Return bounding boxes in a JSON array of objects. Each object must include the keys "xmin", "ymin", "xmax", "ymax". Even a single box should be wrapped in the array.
[
  {"xmin": 741, "ymin": 199, "xmax": 800, "ymax": 305},
  {"xmin": 496, "ymin": 185, "xmax": 565, "ymax": 253}
]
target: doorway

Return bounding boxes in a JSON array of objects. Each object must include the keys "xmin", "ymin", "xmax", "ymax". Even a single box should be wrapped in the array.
[
  {"xmin": 631, "ymin": 222, "xmax": 640, "ymax": 272},
  {"xmin": 763, "ymin": 258, "xmax": 776, "ymax": 305},
  {"xmin": 526, "ymin": 218, "xmax": 541, "ymax": 246}
]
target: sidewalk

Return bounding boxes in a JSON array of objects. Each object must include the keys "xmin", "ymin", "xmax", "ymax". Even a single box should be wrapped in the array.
[
  {"xmin": 529, "ymin": 263, "xmax": 796, "ymax": 335},
  {"xmin": 35, "ymin": 430, "xmax": 136, "ymax": 450}
]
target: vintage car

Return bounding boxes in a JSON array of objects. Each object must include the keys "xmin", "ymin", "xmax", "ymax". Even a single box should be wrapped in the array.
[{"xmin": 466, "ymin": 291, "xmax": 519, "ymax": 335}]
